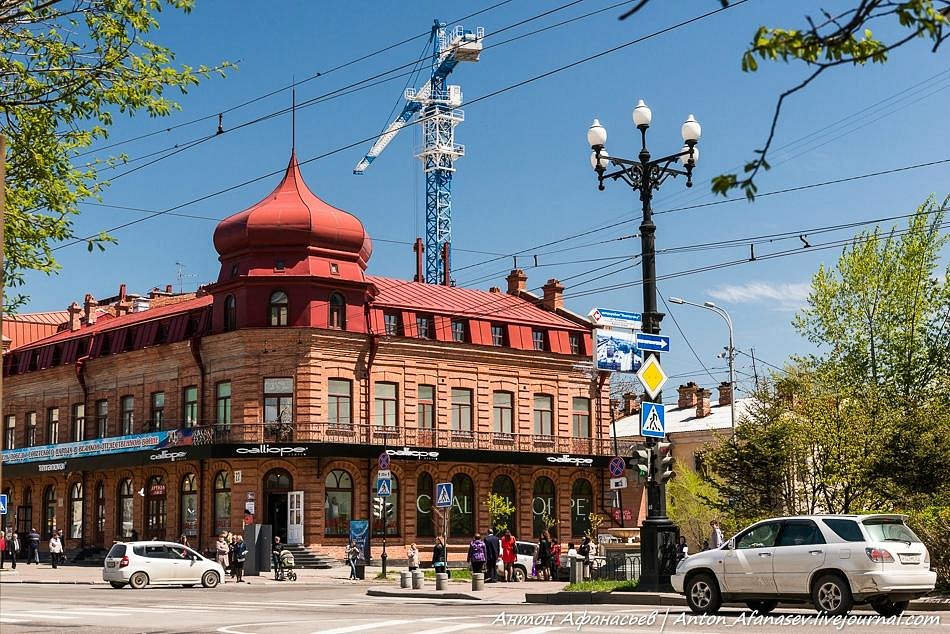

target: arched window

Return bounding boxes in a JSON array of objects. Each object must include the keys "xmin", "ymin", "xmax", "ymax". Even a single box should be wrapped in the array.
[
  {"xmin": 416, "ymin": 472, "xmax": 434, "ymax": 538},
  {"xmin": 532, "ymin": 477, "xmax": 556, "ymax": 539},
  {"xmin": 571, "ymin": 479, "xmax": 593, "ymax": 537},
  {"xmin": 324, "ymin": 469, "xmax": 353, "ymax": 537},
  {"xmin": 43, "ymin": 485, "xmax": 57, "ymax": 538},
  {"xmin": 328, "ymin": 292, "xmax": 346, "ymax": 330},
  {"xmin": 450, "ymin": 473, "xmax": 475, "ymax": 537},
  {"xmin": 181, "ymin": 474, "xmax": 198, "ymax": 538},
  {"xmin": 17, "ymin": 487, "xmax": 33, "ymax": 536},
  {"xmin": 145, "ymin": 476, "xmax": 167, "ymax": 540},
  {"xmin": 223, "ymin": 295, "xmax": 237, "ymax": 332},
  {"xmin": 213, "ymin": 471, "xmax": 231, "ymax": 535},
  {"xmin": 117, "ymin": 479, "xmax": 134, "ymax": 539},
  {"xmin": 95, "ymin": 481, "xmax": 106, "ymax": 544},
  {"xmin": 491, "ymin": 475, "xmax": 517, "ymax": 533},
  {"xmin": 269, "ymin": 291, "xmax": 288, "ymax": 326},
  {"xmin": 372, "ymin": 473, "xmax": 398, "ymax": 537},
  {"xmin": 69, "ymin": 482, "xmax": 83, "ymax": 539}
]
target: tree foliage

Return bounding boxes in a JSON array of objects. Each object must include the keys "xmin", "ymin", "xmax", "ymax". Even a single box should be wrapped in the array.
[
  {"xmin": 667, "ymin": 462, "xmax": 731, "ymax": 548},
  {"xmin": 485, "ymin": 492, "xmax": 516, "ymax": 533},
  {"xmin": 1, "ymin": 0, "xmax": 230, "ymax": 309}
]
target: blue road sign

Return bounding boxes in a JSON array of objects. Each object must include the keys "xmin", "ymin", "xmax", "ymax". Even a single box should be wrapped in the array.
[
  {"xmin": 376, "ymin": 478, "xmax": 392, "ymax": 498},
  {"xmin": 435, "ymin": 482, "xmax": 453, "ymax": 508},
  {"xmin": 640, "ymin": 402, "xmax": 666, "ymax": 438},
  {"xmin": 589, "ymin": 308, "xmax": 643, "ymax": 330},
  {"xmin": 0, "ymin": 493, "xmax": 6, "ymax": 515},
  {"xmin": 635, "ymin": 333, "xmax": 671, "ymax": 353},
  {"xmin": 608, "ymin": 456, "xmax": 626, "ymax": 478}
]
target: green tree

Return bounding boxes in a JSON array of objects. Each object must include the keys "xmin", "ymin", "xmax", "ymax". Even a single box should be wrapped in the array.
[
  {"xmin": 1, "ymin": 0, "xmax": 231, "ymax": 309},
  {"xmin": 667, "ymin": 462, "xmax": 728, "ymax": 548},
  {"xmin": 485, "ymin": 492, "xmax": 516, "ymax": 533}
]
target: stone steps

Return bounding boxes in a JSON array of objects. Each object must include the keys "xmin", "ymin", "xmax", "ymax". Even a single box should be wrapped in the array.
[{"xmin": 283, "ymin": 544, "xmax": 338, "ymax": 569}]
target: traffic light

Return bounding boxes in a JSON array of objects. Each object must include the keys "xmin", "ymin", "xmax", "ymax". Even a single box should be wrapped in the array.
[
  {"xmin": 654, "ymin": 441, "xmax": 674, "ymax": 484},
  {"xmin": 634, "ymin": 445, "xmax": 652, "ymax": 481}
]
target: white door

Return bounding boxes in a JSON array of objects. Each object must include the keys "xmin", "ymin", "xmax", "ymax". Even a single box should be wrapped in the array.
[
  {"xmin": 721, "ymin": 521, "xmax": 780, "ymax": 594},
  {"xmin": 772, "ymin": 520, "xmax": 827, "ymax": 594},
  {"xmin": 287, "ymin": 491, "xmax": 304, "ymax": 545}
]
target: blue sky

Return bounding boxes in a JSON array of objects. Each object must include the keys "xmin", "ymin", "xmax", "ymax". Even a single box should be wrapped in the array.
[{"xmin": 23, "ymin": 1, "xmax": 949, "ymax": 398}]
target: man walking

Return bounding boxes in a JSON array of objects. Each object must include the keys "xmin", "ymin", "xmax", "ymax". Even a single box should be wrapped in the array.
[
  {"xmin": 231, "ymin": 534, "xmax": 247, "ymax": 583},
  {"xmin": 709, "ymin": 520, "xmax": 724, "ymax": 549},
  {"xmin": 483, "ymin": 529, "xmax": 500, "ymax": 582},
  {"xmin": 1, "ymin": 530, "xmax": 19, "ymax": 569},
  {"xmin": 27, "ymin": 528, "xmax": 40, "ymax": 565}
]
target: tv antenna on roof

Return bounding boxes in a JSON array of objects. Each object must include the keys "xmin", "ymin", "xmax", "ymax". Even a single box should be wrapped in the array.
[{"xmin": 175, "ymin": 262, "xmax": 198, "ymax": 294}]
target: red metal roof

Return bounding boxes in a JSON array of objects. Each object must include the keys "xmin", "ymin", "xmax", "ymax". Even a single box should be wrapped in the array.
[
  {"xmin": 2, "ymin": 311, "xmax": 69, "ymax": 349},
  {"xmin": 367, "ymin": 276, "xmax": 586, "ymax": 330}
]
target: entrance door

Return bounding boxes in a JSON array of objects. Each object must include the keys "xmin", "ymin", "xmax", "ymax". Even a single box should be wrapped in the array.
[
  {"xmin": 267, "ymin": 494, "xmax": 288, "ymax": 542},
  {"xmin": 287, "ymin": 491, "xmax": 304, "ymax": 545}
]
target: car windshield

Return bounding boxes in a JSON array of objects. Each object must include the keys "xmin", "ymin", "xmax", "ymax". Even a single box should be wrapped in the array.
[{"xmin": 863, "ymin": 519, "xmax": 921, "ymax": 543}]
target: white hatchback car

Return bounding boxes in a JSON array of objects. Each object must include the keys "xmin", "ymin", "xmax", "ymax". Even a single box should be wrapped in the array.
[
  {"xmin": 103, "ymin": 541, "xmax": 225, "ymax": 589},
  {"xmin": 672, "ymin": 514, "xmax": 936, "ymax": 617}
]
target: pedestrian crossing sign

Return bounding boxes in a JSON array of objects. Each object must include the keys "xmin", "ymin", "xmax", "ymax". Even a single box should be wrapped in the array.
[
  {"xmin": 435, "ymin": 482, "xmax": 453, "ymax": 508},
  {"xmin": 376, "ymin": 478, "xmax": 392, "ymax": 498},
  {"xmin": 0, "ymin": 493, "xmax": 6, "ymax": 515},
  {"xmin": 640, "ymin": 401, "xmax": 666, "ymax": 438}
]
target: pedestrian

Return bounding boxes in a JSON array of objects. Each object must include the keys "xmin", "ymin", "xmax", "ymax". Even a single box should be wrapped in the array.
[
  {"xmin": 549, "ymin": 536, "xmax": 561, "ymax": 582},
  {"xmin": 537, "ymin": 531, "xmax": 552, "ymax": 581},
  {"xmin": 179, "ymin": 534, "xmax": 190, "ymax": 549},
  {"xmin": 231, "ymin": 534, "xmax": 247, "ymax": 582},
  {"xmin": 48, "ymin": 531, "xmax": 63, "ymax": 569},
  {"xmin": 272, "ymin": 536, "xmax": 283, "ymax": 580},
  {"xmin": 500, "ymin": 529, "xmax": 516, "ymax": 582},
  {"xmin": 27, "ymin": 527, "xmax": 40, "ymax": 564},
  {"xmin": 407, "ymin": 543, "xmax": 420, "ymax": 572},
  {"xmin": 130, "ymin": 528, "xmax": 139, "ymax": 541},
  {"xmin": 578, "ymin": 536, "xmax": 592, "ymax": 581},
  {"xmin": 676, "ymin": 535, "xmax": 689, "ymax": 562},
  {"xmin": 709, "ymin": 520, "xmax": 724, "ymax": 549},
  {"xmin": 431, "ymin": 536, "xmax": 447, "ymax": 578},
  {"xmin": 345, "ymin": 540, "xmax": 361, "ymax": 580},
  {"xmin": 215, "ymin": 533, "xmax": 230, "ymax": 577},
  {"xmin": 483, "ymin": 529, "xmax": 500, "ymax": 583},
  {"xmin": 226, "ymin": 532, "xmax": 236, "ymax": 579},
  {"xmin": 1, "ymin": 530, "xmax": 18, "ymax": 569},
  {"xmin": 466, "ymin": 532, "xmax": 486, "ymax": 574}
]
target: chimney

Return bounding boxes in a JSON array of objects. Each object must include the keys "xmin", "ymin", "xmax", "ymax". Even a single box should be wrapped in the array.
[
  {"xmin": 718, "ymin": 381, "xmax": 733, "ymax": 407},
  {"xmin": 1, "ymin": 336, "xmax": 10, "ymax": 353},
  {"xmin": 506, "ymin": 269, "xmax": 527, "ymax": 295},
  {"xmin": 413, "ymin": 238, "xmax": 424, "ymax": 283},
  {"xmin": 83, "ymin": 294, "xmax": 97, "ymax": 326},
  {"xmin": 165, "ymin": 284, "xmax": 173, "ymax": 294},
  {"xmin": 695, "ymin": 388, "xmax": 712, "ymax": 418},
  {"xmin": 677, "ymin": 382, "xmax": 699, "ymax": 409},
  {"xmin": 622, "ymin": 392, "xmax": 640, "ymax": 415},
  {"xmin": 115, "ymin": 283, "xmax": 132, "ymax": 316},
  {"xmin": 541, "ymin": 278, "xmax": 564, "ymax": 311},
  {"xmin": 118, "ymin": 283, "xmax": 127, "ymax": 301},
  {"xmin": 68, "ymin": 302, "xmax": 82, "ymax": 331}
]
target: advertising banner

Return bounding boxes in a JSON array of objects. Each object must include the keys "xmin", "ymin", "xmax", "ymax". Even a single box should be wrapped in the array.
[
  {"xmin": 348, "ymin": 519, "xmax": 369, "ymax": 563},
  {"xmin": 0, "ymin": 428, "xmax": 194, "ymax": 465},
  {"xmin": 594, "ymin": 329, "xmax": 642, "ymax": 373}
]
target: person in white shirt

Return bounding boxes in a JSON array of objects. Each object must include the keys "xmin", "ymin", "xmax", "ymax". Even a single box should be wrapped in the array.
[{"xmin": 709, "ymin": 520, "xmax": 724, "ymax": 549}]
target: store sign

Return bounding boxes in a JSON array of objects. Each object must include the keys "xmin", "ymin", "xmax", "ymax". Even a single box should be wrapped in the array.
[
  {"xmin": 150, "ymin": 449, "xmax": 188, "ymax": 462},
  {"xmin": 386, "ymin": 446, "xmax": 439, "ymax": 460},
  {"xmin": 234, "ymin": 445, "xmax": 309, "ymax": 457},
  {"xmin": 0, "ymin": 429, "xmax": 193, "ymax": 465},
  {"xmin": 546, "ymin": 454, "xmax": 594, "ymax": 466},
  {"xmin": 148, "ymin": 484, "xmax": 166, "ymax": 496},
  {"xmin": 38, "ymin": 462, "xmax": 66, "ymax": 472}
]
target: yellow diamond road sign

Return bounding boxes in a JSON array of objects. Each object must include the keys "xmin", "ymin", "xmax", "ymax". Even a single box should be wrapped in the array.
[{"xmin": 636, "ymin": 355, "xmax": 668, "ymax": 400}]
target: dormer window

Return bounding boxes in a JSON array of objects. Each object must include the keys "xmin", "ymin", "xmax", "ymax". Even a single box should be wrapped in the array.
[
  {"xmin": 329, "ymin": 292, "xmax": 346, "ymax": 330},
  {"xmin": 451, "ymin": 320, "xmax": 467, "ymax": 343},
  {"xmin": 569, "ymin": 332, "xmax": 581, "ymax": 355},
  {"xmin": 384, "ymin": 312, "xmax": 401, "ymax": 336},
  {"xmin": 491, "ymin": 324, "xmax": 505, "ymax": 346},
  {"xmin": 269, "ymin": 291, "xmax": 289, "ymax": 327},
  {"xmin": 329, "ymin": 263, "xmax": 340, "ymax": 275},
  {"xmin": 532, "ymin": 329, "xmax": 545, "ymax": 351},
  {"xmin": 416, "ymin": 315, "xmax": 433, "ymax": 339}
]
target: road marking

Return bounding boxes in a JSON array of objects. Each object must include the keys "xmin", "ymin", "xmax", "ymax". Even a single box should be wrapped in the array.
[
  {"xmin": 218, "ymin": 621, "xmax": 313, "ymax": 634},
  {"xmin": 2, "ymin": 612, "xmax": 77, "ymax": 620},
  {"xmin": 313, "ymin": 619, "xmax": 413, "ymax": 634}
]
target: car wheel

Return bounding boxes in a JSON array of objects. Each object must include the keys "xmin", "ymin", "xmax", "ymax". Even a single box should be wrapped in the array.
[
  {"xmin": 109, "ymin": 581, "xmax": 126, "ymax": 589},
  {"xmin": 812, "ymin": 574, "xmax": 853, "ymax": 616},
  {"xmin": 201, "ymin": 570, "xmax": 220, "ymax": 588},
  {"xmin": 870, "ymin": 599, "xmax": 908, "ymax": 617},
  {"xmin": 512, "ymin": 566, "xmax": 527, "ymax": 582},
  {"xmin": 685, "ymin": 573, "xmax": 722, "ymax": 615},
  {"xmin": 746, "ymin": 600, "xmax": 778, "ymax": 615},
  {"xmin": 128, "ymin": 571, "xmax": 149, "ymax": 589}
]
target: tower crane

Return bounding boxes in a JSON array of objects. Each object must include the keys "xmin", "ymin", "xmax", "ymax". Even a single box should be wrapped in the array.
[{"xmin": 354, "ymin": 20, "xmax": 483, "ymax": 284}]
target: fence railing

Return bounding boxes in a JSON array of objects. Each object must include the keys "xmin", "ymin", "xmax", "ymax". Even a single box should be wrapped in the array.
[{"xmin": 591, "ymin": 552, "xmax": 641, "ymax": 582}]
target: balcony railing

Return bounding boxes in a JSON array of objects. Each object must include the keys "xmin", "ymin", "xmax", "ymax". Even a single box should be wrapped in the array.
[{"xmin": 192, "ymin": 422, "xmax": 612, "ymax": 456}]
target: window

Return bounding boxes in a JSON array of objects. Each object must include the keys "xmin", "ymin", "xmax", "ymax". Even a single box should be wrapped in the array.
[
  {"xmin": 178, "ymin": 386, "xmax": 197, "ymax": 427},
  {"xmin": 95, "ymin": 400, "xmax": 108, "ymax": 438},
  {"xmin": 417, "ymin": 385, "xmax": 435, "ymax": 429},
  {"xmin": 118, "ymin": 479, "xmax": 134, "ymax": 539},
  {"xmin": 569, "ymin": 332, "xmax": 581, "ymax": 355},
  {"xmin": 416, "ymin": 314, "xmax": 433, "ymax": 339},
  {"xmin": 416, "ymin": 472, "xmax": 434, "ymax": 537},
  {"xmin": 269, "ymin": 291, "xmax": 289, "ymax": 326},
  {"xmin": 17, "ymin": 487, "xmax": 33, "ymax": 536},
  {"xmin": 491, "ymin": 324, "xmax": 505, "ymax": 346},
  {"xmin": 384, "ymin": 312, "xmax": 401, "ymax": 336},
  {"xmin": 46, "ymin": 407, "xmax": 59, "ymax": 444},
  {"xmin": 121, "ymin": 396, "xmax": 134, "ymax": 435},
  {"xmin": 180, "ymin": 474, "xmax": 198, "ymax": 538},
  {"xmin": 150, "ymin": 392, "xmax": 165, "ymax": 431},
  {"xmin": 449, "ymin": 473, "xmax": 475, "ymax": 537},
  {"xmin": 534, "ymin": 394, "xmax": 554, "ymax": 436},
  {"xmin": 223, "ymin": 295, "xmax": 236, "ymax": 331},
  {"xmin": 145, "ymin": 476, "xmax": 167, "ymax": 540},
  {"xmin": 372, "ymin": 474, "xmax": 398, "ymax": 537},
  {"xmin": 216, "ymin": 382, "xmax": 232, "ymax": 428},
  {"xmin": 4, "ymin": 415, "xmax": 14, "ymax": 450},
  {"xmin": 95, "ymin": 482, "xmax": 106, "ymax": 544},
  {"xmin": 572, "ymin": 397, "xmax": 591, "ymax": 437},
  {"xmin": 264, "ymin": 378, "xmax": 293, "ymax": 434},
  {"xmin": 736, "ymin": 522, "xmax": 781, "ymax": 549},
  {"xmin": 329, "ymin": 262, "xmax": 339, "ymax": 275},
  {"xmin": 532, "ymin": 329, "xmax": 545, "ymax": 351},
  {"xmin": 71, "ymin": 404, "xmax": 85, "ymax": 442},
  {"xmin": 26, "ymin": 411, "xmax": 36, "ymax": 446},
  {"xmin": 43, "ymin": 485, "xmax": 57, "ymax": 538},
  {"xmin": 374, "ymin": 382, "xmax": 398, "ymax": 427},
  {"xmin": 492, "ymin": 391, "xmax": 514, "ymax": 434},
  {"xmin": 451, "ymin": 388, "xmax": 473, "ymax": 432},
  {"xmin": 491, "ymin": 475, "xmax": 516, "ymax": 533},
  {"xmin": 451, "ymin": 320, "xmax": 467, "ymax": 342},
  {"xmin": 69, "ymin": 482, "xmax": 83, "ymax": 539},
  {"xmin": 329, "ymin": 292, "xmax": 346, "ymax": 329},
  {"xmin": 863, "ymin": 519, "xmax": 922, "ymax": 543},
  {"xmin": 214, "ymin": 471, "xmax": 231, "ymax": 534},
  {"xmin": 821, "ymin": 518, "xmax": 864, "ymax": 542},
  {"xmin": 328, "ymin": 379, "xmax": 352, "ymax": 426},
  {"xmin": 532, "ymin": 477, "xmax": 556, "ymax": 538},
  {"xmin": 777, "ymin": 521, "xmax": 825, "ymax": 547},
  {"xmin": 571, "ymin": 479, "xmax": 593, "ymax": 537},
  {"xmin": 325, "ymin": 470, "xmax": 354, "ymax": 536}
]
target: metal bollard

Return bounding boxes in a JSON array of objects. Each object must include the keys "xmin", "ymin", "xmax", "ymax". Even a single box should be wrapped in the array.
[
  {"xmin": 471, "ymin": 572, "xmax": 485, "ymax": 591},
  {"xmin": 435, "ymin": 572, "xmax": 449, "ymax": 591},
  {"xmin": 400, "ymin": 571, "xmax": 411, "ymax": 588},
  {"xmin": 569, "ymin": 556, "xmax": 583, "ymax": 584},
  {"xmin": 411, "ymin": 570, "xmax": 424, "ymax": 589}
]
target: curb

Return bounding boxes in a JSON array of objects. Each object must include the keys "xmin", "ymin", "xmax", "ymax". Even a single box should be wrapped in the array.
[{"xmin": 367, "ymin": 587, "xmax": 481, "ymax": 600}]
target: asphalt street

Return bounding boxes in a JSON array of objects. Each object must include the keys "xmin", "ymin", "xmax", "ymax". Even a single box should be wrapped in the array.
[{"xmin": 0, "ymin": 584, "xmax": 946, "ymax": 633}]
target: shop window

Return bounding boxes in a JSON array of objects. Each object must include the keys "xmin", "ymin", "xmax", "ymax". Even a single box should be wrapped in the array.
[
  {"xmin": 572, "ymin": 397, "xmax": 591, "ymax": 437},
  {"xmin": 328, "ymin": 379, "xmax": 352, "ymax": 426},
  {"xmin": 150, "ymin": 392, "xmax": 165, "ymax": 431},
  {"xmin": 46, "ymin": 407, "xmax": 59, "ymax": 444},
  {"xmin": 449, "ymin": 473, "xmax": 475, "ymax": 537},
  {"xmin": 26, "ymin": 411, "xmax": 36, "ymax": 447},
  {"xmin": 571, "ymin": 479, "xmax": 593, "ymax": 537},
  {"xmin": 43, "ymin": 485, "xmax": 57, "ymax": 539},
  {"xmin": 216, "ymin": 381, "xmax": 232, "ymax": 428},
  {"xmin": 325, "ymin": 470, "xmax": 353, "ymax": 537},
  {"xmin": 492, "ymin": 391, "xmax": 514, "ymax": 434},
  {"xmin": 71, "ymin": 403, "xmax": 85, "ymax": 442},
  {"xmin": 417, "ymin": 385, "xmax": 435, "ymax": 429},
  {"xmin": 3, "ymin": 415, "xmax": 14, "ymax": 450},
  {"xmin": 181, "ymin": 474, "xmax": 198, "ymax": 538},
  {"xmin": 214, "ymin": 471, "xmax": 231, "ymax": 535},
  {"xmin": 532, "ymin": 329, "xmax": 545, "ymax": 351},
  {"xmin": 121, "ymin": 395, "xmax": 134, "ymax": 435},
  {"xmin": 532, "ymin": 477, "xmax": 556, "ymax": 539},
  {"xmin": 491, "ymin": 475, "xmax": 517, "ymax": 533},
  {"xmin": 118, "ymin": 479, "xmax": 134, "ymax": 539},
  {"xmin": 182, "ymin": 386, "xmax": 198, "ymax": 428},
  {"xmin": 224, "ymin": 295, "xmax": 237, "ymax": 332},
  {"xmin": 329, "ymin": 292, "xmax": 346, "ymax": 330},
  {"xmin": 491, "ymin": 324, "xmax": 505, "ymax": 346},
  {"xmin": 383, "ymin": 312, "xmax": 401, "ymax": 335},
  {"xmin": 69, "ymin": 482, "xmax": 83, "ymax": 539},
  {"xmin": 374, "ymin": 382, "xmax": 398, "ymax": 427},
  {"xmin": 451, "ymin": 388, "xmax": 473, "ymax": 432},
  {"xmin": 269, "ymin": 291, "xmax": 289, "ymax": 326},
  {"xmin": 534, "ymin": 394, "xmax": 554, "ymax": 436},
  {"xmin": 145, "ymin": 476, "xmax": 167, "ymax": 540},
  {"xmin": 569, "ymin": 332, "xmax": 581, "ymax": 355},
  {"xmin": 451, "ymin": 320, "xmax": 467, "ymax": 343},
  {"xmin": 416, "ymin": 472, "xmax": 434, "ymax": 537},
  {"xmin": 96, "ymin": 400, "xmax": 108, "ymax": 438},
  {"xmin": 372, "ymin": 474, "xmax": 398, "ymax": 537},
  {"xmin": 95, "ymin": 481, "xmax": 106, "ymax": 544}
]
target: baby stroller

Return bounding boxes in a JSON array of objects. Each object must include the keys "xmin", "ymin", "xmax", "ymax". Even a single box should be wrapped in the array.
[{"xmin": 276, "ymin": 548, "xmax": 297, "ymax": 581}]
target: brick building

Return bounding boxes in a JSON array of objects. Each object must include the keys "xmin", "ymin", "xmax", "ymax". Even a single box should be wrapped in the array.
[{"xmin": 0, "ymin": 152, "xmax": 617, "ymax": 558}]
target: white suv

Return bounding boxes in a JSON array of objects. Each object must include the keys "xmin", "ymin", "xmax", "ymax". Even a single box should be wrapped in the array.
[
  {"xmin": 103, "ymin": 541, "xmax": 225, "ymax": 589},
  {"xmin": 672, "ymin": 514, "xmax": 936, "ymax": 617}
]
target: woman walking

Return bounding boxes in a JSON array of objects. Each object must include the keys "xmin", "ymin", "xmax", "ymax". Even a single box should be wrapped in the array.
[
  {"xmin": 231, "ymin": 534, "xmax": 247, "ymax": 583},
  {"xmin": 466, "ymin": 533, "xmax": 486, "ymax": 574},
  {"xmin": 431, "ymin": 536, "xmax": 447, "ymax": 578},
  {"xmin": 537, "ymin": 531, "xmax": 552, "ymax": 581},
  {"xmin": 500, "ymin": 530, "xmax": 516, "ymax": 582},
  {"xmin": 345, "ymin": 540, "xmax": 361, "ymax": 580},
  {"xmin": 48, "ymin": 531, "xmax": 63, "ymax": 569},
  {"xmin": 407, "ymin": 543, "xmax": 420, "ymax": 572}
]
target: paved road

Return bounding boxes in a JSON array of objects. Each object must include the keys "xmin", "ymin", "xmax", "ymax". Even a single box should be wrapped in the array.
[{"xmin": 0, "ymin": 585, "xmax": 946, "ymax": 633}]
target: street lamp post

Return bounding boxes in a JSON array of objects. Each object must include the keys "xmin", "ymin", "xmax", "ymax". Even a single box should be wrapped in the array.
[
  {"xmin": 587, "ymin": 100, "xmax": 701, "ymax": 592},
  {"xmin": 668, "ymin": 298, "xmax": 736, "ymax": 435}
]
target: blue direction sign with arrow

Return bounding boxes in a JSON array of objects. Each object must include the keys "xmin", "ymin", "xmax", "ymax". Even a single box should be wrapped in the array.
[
  {"xmin": 640, "ymin": 402, "xmax": 666, "ymax": 438},
  {"xmin": 435, "ymin": 482, "xmax": 453, "ymax": 508},
  {"xmin": 635, "ymin": 333, "xmax": 671, "ymax": 353}
]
